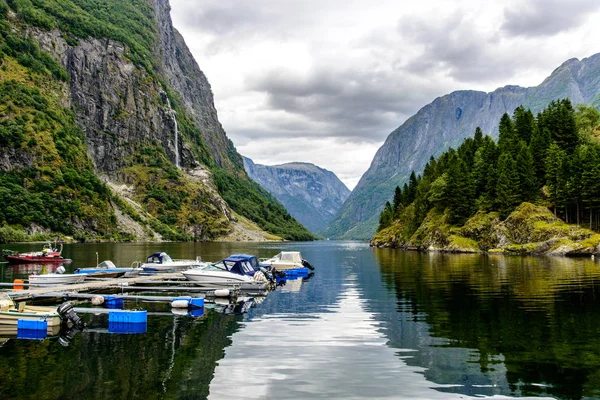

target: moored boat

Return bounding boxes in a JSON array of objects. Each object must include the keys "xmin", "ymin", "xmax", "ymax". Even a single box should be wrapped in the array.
[
  {"xmin": 260, "ymin": 251, "xmax": 315, "ymax": 271},
  {"xmin": 140, "ymin": 252, "xmax": 205, "ymax": 272},
  {"xmin": 2, "ymin": 243, "xmax": 71, "ymax": 264},
  {"xmin": 28, "ymin": 270, "xmax": 86, "ymax": 286},
  {"xmin": 182, "ymin": 256, "xmax": 270, "ymax": 290},
  {"xmin": 0, "ymin": 294, "xmax": 61, "ymax": 326},
  {"xmin": 75, "ymin": 260, "xmax": 141, "ymax": 278}
]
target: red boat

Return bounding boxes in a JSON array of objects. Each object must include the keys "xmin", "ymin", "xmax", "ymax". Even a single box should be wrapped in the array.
[{"xmin": 2, "ymin": 243, "xmax": 71, "ymax": 264}]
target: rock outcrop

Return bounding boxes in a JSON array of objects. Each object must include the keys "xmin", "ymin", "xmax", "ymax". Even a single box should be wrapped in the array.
[{"xmin": 371, "ymin": 203, "xmax": 600, "ymax": 256}]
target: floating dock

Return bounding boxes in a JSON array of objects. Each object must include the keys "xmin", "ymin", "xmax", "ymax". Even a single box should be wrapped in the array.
[{"xmin": 1, "ymin": 272, "xmax": 265, "ymax": 303}]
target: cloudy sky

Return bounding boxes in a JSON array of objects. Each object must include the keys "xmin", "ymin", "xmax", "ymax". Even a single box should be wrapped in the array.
[{"xmin": 170, "ymin": 0, "xmax": 600, "ymax": 189}]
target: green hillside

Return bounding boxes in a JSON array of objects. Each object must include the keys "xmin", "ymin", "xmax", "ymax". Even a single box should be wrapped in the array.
[{"xmin": 0, "ymin": 0, "xmax": 314, "ymax": 242}]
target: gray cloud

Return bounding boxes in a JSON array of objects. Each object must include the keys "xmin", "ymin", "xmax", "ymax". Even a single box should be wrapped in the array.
[
  {"xmin": 171, "ymin": 0, "xmax": 272, "ymax": 36},
  {"xmin": 245, "ymin": 66, "xmax": 443, "ymax": 142},
  {"xmin": 397, "ymin": 13, "xmax": 545, "ymax": 83},
  {"xmin": 501, "ymin": 0, "xmax": 600, "ymax": 38},
  {"xmin": 169, "ymin": 0, "xmax": 600, "ymax": 187}
]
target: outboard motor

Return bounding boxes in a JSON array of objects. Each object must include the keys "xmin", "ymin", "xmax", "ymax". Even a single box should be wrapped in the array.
[
  {"xmin": 259, "ymin": 266, "xmax": 273, "ymax": 281},
  {"xmin": 58, "ymin": 326, "xmax": 80, "ymax": 347},
  {"xmin": 57, "ymin": 301, "xmax": 85, "ymax": 330},
  {"xmin": 302, "ymin": 259, "xmax": 315, "ymax": 270}
]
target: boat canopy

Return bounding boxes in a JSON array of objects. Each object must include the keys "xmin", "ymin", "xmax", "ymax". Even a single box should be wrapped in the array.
[
  {"xmin": 279, "ymin": 252, "xmax": 303, "ymax": 263},
  {"xmin": 208, "ymin": 257, "xmax": 256, "ymax": 276},
  {"xmin": 229, "ymin": 254, "xmax": 260, "ymax": 269},
  {"xmin": 146, "ymin": 252, "xmax": 173, "ymax": 264}
]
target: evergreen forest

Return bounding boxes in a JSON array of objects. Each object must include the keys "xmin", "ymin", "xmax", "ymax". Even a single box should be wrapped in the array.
[{"xmin": 377, "ymin": 100, "xmax": 600, "ymax": 236}]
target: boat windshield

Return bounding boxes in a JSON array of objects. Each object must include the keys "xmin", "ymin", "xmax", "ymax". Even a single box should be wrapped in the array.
[
  {"xmin": 97, "ymin": 261, "xmax": 117, "ymax": 269},
  {"xmin": 205, "ymin": 261, "xmax": 232, "ymax": 271},
  {"xmin": 280, "ymin": 252, "xmax": 302, "ymax": 262}
]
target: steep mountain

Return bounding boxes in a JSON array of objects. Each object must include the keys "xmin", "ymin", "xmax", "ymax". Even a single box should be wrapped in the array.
[
  {"xmin": 0, "ymin": 0, "xmax": 314, "ymax": 242},
  {"xmin": 323, "ymin": 53, "xmax": 600, "ymax": 239},
  {"xmin": 243, "ymin": 157, "xmax": 350, "ymax": 233}
]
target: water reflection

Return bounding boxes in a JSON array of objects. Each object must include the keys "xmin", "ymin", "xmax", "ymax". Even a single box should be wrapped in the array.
[
  {"xmin": 1, "ymin": 241, "xmax": 599, "ymax": 399},
  {"xmin": 373, "ymin": 249, "xmax": 600, "ymax": 399}
]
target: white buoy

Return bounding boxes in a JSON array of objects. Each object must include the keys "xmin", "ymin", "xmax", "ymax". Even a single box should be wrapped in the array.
[
  {"xmin": 171, "ymin": 308, "xmax": 188, "ymax": 316},
  {"xmin": 91, "ymin": 295, "xmax": 105, "ymax": 306},
  {"xmin": 171, "ymin": 299, "xmax": 190, "ymax": 308},
  {"xmin": 56, "ymin": 266, "xmax": 66, "ymax": 274},
  {"xmin": 214, "ymin": 289, "xmax": 230, "ymax": 298}
]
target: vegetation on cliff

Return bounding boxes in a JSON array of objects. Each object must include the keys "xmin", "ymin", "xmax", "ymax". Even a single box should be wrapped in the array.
[
  {"xmin": 373, "ymin": 100, "xmax": 600, "ymax": 254},
  {"xmin": 0, "ymin": 0, "xmax": 315, "ymax": 242}
]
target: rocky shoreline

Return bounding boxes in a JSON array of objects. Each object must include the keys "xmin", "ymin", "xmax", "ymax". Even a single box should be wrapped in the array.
[{"xmin": 370, "ymin": 203, "xmax": 600, "ymax": 256}]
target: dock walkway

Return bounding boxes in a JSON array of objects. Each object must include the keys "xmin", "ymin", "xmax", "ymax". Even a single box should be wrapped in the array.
[{"xmin": 5, "ymin": 272, "xmax": 185, "ymax": 301}]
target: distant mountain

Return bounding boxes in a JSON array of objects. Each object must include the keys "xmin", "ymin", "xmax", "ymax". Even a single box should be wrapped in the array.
[
  {"xmin": 243, "ymin": 157, "xmax": 351, "ymax": 233},
  {"xmin": 323, "ymin": 53, "xmax": 600, "ymax": 239}
]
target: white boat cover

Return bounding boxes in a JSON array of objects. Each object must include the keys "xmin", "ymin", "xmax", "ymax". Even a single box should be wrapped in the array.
[{"xmin": 279, "ymin": 252, "xmax": 303, "ymax": 263}]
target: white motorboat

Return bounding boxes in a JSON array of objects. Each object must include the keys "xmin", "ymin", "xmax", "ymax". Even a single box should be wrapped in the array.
[
  {"xmin": 182, "ymin": 257, "xmax": 269, "ymax": 290},
  {"xmin": 140, "ymin": 252, "xmax": 206, "ymax": 272},
  {"xmin": 28, "ymin": 266, "xmax": 86, "ymax": 286},
  {"xmin": 260, "ymin": 251, "xmax": 313, "ymax": 271}
]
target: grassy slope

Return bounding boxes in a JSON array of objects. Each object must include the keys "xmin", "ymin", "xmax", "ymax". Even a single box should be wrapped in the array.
[{"xmin": 372, "ymin": 202, "xmax": 600, "ymax": 254}]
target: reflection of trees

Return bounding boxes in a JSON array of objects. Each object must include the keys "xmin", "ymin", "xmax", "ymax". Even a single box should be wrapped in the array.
[
  {"xmin": 0, "ymin": 311, "xmax": 243, "ymax": 400},
  {"xmin": 374, "ymin": 249, "xmax": 600, "ymax": 400}
]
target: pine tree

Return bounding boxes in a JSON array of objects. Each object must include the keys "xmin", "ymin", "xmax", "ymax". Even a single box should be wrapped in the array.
[
  {"xmin": 495, "ymin": 153, "xmax": 520, "ymax": 218},
  {"xmin": 516, "ymin": 142, "xmax": 537, "ymax": 201},
  {"xmin": 579, "ymin": 144, "xmax": 600, "ymax": 229},
  {"xmin": 530, "ymin": 125, "xmax": 551, "ymax": 183},
  {"xmin": 406, "ymin": 171, "xmax": 418, "ymax": 204},
  {"xmin": 513, "ymin": 106, "xmax": 536, "ymax": 144},
  {"xmin": 393, "ymin": 186, "xmax": 403, "ymax": 217},
  {"xmin": 401, "ymin": 183, "xmax": 410, "ymax": 206},
  {"xmin": 545, "ymin": 142, "xmax": 568, "ymax": 215},
  {"xmin": 498, "ymin": 113, "xmax": 519, "ymax": 155},
  {"xmin": 539, "ymin": 99, "xmax": 578, "ymax": 153},
  {"xmin": 377, "ymin": 201, "xmax": 394, "ymax": 232},
  {"xmin": 445, "ymin": 155, "xmax": 474, "ymax": 224}
]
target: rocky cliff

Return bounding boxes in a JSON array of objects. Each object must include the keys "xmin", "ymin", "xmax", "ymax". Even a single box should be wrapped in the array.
[
  {"xmin": 0, "ymin": 0, "xmax": 313, "ymax": 242},
  {"xmin": 324, "ymin": 54, "xmax": 600, "ymax": 239},
  {"xmin": 243, "ymin": 157, "xmax": 350, "ymax": 233}
]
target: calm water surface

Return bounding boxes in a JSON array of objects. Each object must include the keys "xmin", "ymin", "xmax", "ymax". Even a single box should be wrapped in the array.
[{"xmin": 1, "ymin": 241, "xmax": 600, "ymax": 399}]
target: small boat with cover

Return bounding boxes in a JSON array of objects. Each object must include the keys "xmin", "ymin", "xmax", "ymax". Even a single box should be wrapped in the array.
[
  {"xmin": 260, "ymin": 251, "xmax": 314, "ymax": 271},
  {"xmin": 182, "ymin": 256, "xmax": 271, "ymax": 290},
  {"xmin": 140, "ymin": 252, "xmax": 205, "ymax": 272}
]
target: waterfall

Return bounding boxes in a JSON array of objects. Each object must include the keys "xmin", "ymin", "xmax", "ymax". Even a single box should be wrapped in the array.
[{"xmin": 164, "ymin": 96, "xmax": 180, "ymax": 169}]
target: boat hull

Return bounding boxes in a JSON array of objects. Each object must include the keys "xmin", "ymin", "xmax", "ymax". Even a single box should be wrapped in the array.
[
  {"xmin": 4, "ymin": 255, "xmax": 71, "ymax": 264},
  {"xmin": 182, "ymin": 270, "xmax": 267, "ymax": 290},
  {"xmin": 0, "ymin": 308, "xmax": 62, "ymax": 327},
  {"xmin": 270, "ymin": 261, "xmax": 305, "ymax": 270},
  {"xmin": 28, "ymin": 274, "xmax": 86, "ymax": 286}
]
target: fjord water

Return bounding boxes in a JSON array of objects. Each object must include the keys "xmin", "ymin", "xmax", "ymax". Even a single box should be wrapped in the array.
[{"xmin": 1, "ymin": 242, "xmax": 600, "ymax": 399}]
